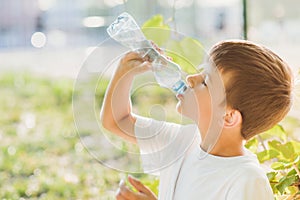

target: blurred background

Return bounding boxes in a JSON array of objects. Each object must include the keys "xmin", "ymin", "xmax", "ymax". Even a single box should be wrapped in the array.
[
  {"xmin": 1, "ymin": 0, "xmax": 299, "ymax": 199},
  {"xmin": 1, "ymin": 0, "xmax": 299, "ymax": 76}
]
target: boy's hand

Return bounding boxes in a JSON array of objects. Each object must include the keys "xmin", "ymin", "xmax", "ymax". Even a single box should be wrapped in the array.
[
  {"xmin": 116, "ymin": 176, "xmax": 157, "ymax": 200},
  {"xmin": 115, "ymin": 51, "xmax": 151, "ymax": 80}
]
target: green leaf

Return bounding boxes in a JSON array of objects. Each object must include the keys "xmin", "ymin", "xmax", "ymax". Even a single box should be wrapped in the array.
[
  {"xmin": 271, "ymin": 158, "xmax": 293, "ymax": 170},
  {"xmin": 142, "ymin": 14, "xmax": 166, "ymax": 28},
  {"xmin": 276, "ymin": 175, "xmax": 298, "ymax": 194},
  {"xmin": 257, "ymin": 149, "xmax": 279, "ymax": 163},
  {"xmin": 281, "ymin": 142, "xmax": 295, "ymax": 160},
  {"xmin": 245, "ymin": 137, "xmax": 258, "ymax": 153},
  {"xmin": 142, "ymin": 15, "xmax": 170, "ymax": 46},
  {"xmin": 141, "ymin": 177, "xmax": 160, "ymax": 196},
  {"xmin": 165, "ymin": 40, "xmax": 202, "ymax": 74},
  {"xmin": 260, "ymin": 125, "xmax": 287, "ymax": 141},
  {"xmin": 271, "ymin": 162, "xmax": 285, "ymax": 170},
  {"xmin": 179, "ymin": 37, "xmax": 204, "ymax": 68},
  {"xmin": 270, "ymin": 183, "xmax": 278, "ymax": 194},
  {"xmin": 291, "ymin": 141, "xmax": 300, "ymax": 154},
  {"xmin": 268, "ymin": 140, "xmax": 295, "ymax": 162},
  {"xmin": 287, "ymin": 168, "xmax": 296, "ymax": 176},
  {"xmin": 165, "ymin": 40, "xmax": 184, "ymax": 56},
  {"xmin": 286, "ymin": 186, "xmax": 298, "ymax": 195},
  {"xmin": 268, "ymin": 140, "xmax": 282, "ymax": 151},
  {"xmin": 164, "ymin": 41, "xmax": 194, "ymax": 74},
  {"xmin": 267, "ymin": 172, "xmax": 277, "ymax": 181},
  {"xmin": 293, "ymin": 155, "xmax": 300, "ymax": 164}
]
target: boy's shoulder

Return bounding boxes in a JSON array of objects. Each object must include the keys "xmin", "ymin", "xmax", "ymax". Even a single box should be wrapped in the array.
[
  {"xmin": 230, "ymin": 152, "xmax": 268, "ymax": 181},
  {"xmin": 237, "ymin": 161, "xmax": 266, "ymax": 177},
  {"xmin": 226, "ymin": 153, "xmax": 272, "ymax": 191},
  {"xmin": 226, "ymin": 159, "xmax": 274, "ymax": 199}
]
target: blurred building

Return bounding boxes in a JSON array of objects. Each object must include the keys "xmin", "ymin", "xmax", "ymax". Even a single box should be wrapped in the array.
[
  {"xmin": 0, "ymin": 0, "xmax": 39, "ymax": 47},
  {"xmin": 0, "ymin": 0, "xmax": 245, "ymax": 49},
  {"xmin": 0, "ymin": 0, "xmax": 299, "ymax": 49},
  {"xmin": 0, "ymin": 0, "xmax": 87, "ymax": 48}
]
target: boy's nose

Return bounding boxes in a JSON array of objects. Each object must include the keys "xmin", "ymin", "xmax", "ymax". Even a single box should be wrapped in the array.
[{"xmin": 186, "ymin": 74, "xmax": 201, "ymax": 88}]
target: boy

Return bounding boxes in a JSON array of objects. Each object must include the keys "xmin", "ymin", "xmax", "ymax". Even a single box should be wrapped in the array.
[{"xmin": 100, "ymin": 40, "xmax": 293, "ymax": 199}]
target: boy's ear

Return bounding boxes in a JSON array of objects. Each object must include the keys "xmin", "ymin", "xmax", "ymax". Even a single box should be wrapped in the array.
[{"xmin": 224, "ymin": 109, "xmax": 242, "ymax": 128}]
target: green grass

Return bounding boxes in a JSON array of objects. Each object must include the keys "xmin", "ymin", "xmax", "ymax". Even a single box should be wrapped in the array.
[{"xmin": 0, "ymin": 72, "xmax": 158, "ymax": 199}]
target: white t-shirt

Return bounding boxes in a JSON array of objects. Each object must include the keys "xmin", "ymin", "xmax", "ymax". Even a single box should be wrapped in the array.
[{"xmin": 135, "ymin": 116, "xmax": 274, "ymax": 200}]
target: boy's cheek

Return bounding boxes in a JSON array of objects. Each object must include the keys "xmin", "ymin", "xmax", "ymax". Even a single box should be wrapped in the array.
[
  {"xmin": 176, "ymin": 102, "xmax": 187, "ymax": 114},
  {"xmin": 176, "ymin": 100, "xmax": 199, "ymax": 121},
  {"xmin": 176, "ymin": 102, "xmax": 182, "ymax": 114},
  {"xmin": 176, "ymin": 101, "xmax": 183, "ymax": 114}
]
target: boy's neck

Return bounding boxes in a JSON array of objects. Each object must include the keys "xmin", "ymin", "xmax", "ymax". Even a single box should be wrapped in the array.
[
  {"xmin": 200, "ymin": 130, "xmax": 246, "ymax": 157},
  {"xmin": 207, "ymin": 142, "xmax": 245, "ymax": 157}
]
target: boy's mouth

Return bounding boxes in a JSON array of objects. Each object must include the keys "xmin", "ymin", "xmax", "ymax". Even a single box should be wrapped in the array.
[{"xmin": 176, "ymin": 93, "xmax": 184, "ymax": 100}]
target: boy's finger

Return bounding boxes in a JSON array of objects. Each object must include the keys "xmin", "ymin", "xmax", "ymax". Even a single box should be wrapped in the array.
[
  {"xmin": 166, "ymin": 56, "xmax": 173, "ymax": 61},
  {"xmin": 116, "ymin": 193, "xmax": 128, "ymax": 200},
  {"xmin": 119, "ymin": 181, "xmax": 139, "ymax": 199},
  {"xmin": 138, "ymin": 61, "xmax": 152, "ymax": 72},
  {"xmin": 126, "ymin": 61, "xmax": 151, "ymax": 74},
  {"xmin": 128, "ymin": 175, "xmax": 151, "ymax": 195},
  {"xmin": 149, "ymin": 41, "xmax": 174, "ymax": 62},
  {"xmin": 123, "ymin": 51, "xmax": 144, "ymax": 62},
  {"xmin": 116, "ymin": 186, "xmax": 129, "ymax": 200},
  {"xmin": 150, "ymin": 41, "xmax": 164, "ymax": 55}
]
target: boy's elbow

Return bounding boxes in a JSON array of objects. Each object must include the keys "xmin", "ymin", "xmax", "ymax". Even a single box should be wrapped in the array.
[{"xmin": 100, "ymin": 111, "xmax": 114, "ymax": 131}]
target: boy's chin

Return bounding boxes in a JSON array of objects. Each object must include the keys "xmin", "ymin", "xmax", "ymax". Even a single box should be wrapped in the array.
[
  {"xmin": 176, "ymin": 102, "xmax": 184, "ymax": 115},
  {"xmin": 176, "ymin": 103, "xmax": 197, "ymax": 122}
]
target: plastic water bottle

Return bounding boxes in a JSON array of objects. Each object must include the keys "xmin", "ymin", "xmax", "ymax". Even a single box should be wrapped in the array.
[{"xmin": 107, "ymin": 12, "xmax": 187, "ymax": 94}]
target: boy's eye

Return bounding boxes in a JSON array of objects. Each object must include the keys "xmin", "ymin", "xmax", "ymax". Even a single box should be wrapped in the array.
[{"xmin": 202, "ymin": 75, "xmax": 207, "ymax": 86}]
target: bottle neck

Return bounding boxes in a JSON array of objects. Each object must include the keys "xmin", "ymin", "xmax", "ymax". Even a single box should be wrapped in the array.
[{"xmin": 172, "ymin": 80, "xmax": 187, "ymax": 94}]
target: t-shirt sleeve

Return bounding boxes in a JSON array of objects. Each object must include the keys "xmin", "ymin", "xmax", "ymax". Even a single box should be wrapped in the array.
[
  {"xmin": 226, "ymin": 167, "xmax": 274, "ymax": 200},
  {"xmin": 134, "ymin": 115, "xmax": 198, "ymax": 175}
]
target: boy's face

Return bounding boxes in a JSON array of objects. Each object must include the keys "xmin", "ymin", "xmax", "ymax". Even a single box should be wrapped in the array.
[
  {"xmin": 176, "ymin": 65, "xmax": 227, "ymax": 140},
  {"xmin": 176, "ymin": 73, "xmax": 212, "ymax": 133}
]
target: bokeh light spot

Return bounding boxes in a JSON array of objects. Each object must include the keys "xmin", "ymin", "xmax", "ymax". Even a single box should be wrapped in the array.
[{"xmin": 31, "ymin": 32, "xmax": 47, "ymax": 48}]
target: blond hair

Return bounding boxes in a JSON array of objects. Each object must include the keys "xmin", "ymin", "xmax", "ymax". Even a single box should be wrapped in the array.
[{"xmin": 210, "ymin": 40, "xmax": 293, "ymax": 140}]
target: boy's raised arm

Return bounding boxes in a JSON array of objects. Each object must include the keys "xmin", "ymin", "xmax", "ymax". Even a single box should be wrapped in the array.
[{"xmin": 100, "ymin": 52, "xmax": 151, "ymax": 144}]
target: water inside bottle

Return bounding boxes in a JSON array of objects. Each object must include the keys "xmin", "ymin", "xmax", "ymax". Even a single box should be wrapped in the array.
[{"xmin": 152, "ymin": 61, "xmax": 182, "ymax": 88}]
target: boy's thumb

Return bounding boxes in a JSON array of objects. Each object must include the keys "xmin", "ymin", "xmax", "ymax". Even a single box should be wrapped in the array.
[
  {"xmin": 128, "ymin": 175, "xmax": 151, "ymax": 195},
  {"xmin": 138, "ymin": 61, "xmax": 151, "ymax": 73}
]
